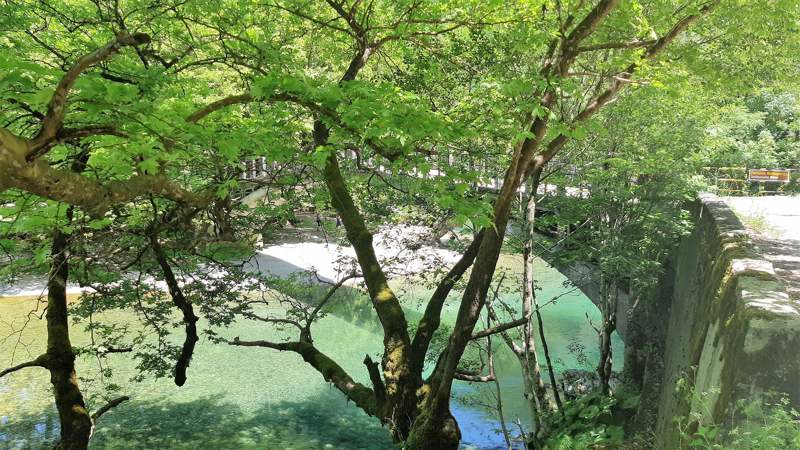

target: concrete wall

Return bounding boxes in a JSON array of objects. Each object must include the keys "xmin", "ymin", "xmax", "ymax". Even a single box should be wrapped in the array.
[
  {"xmin": 558, "ymin": 262, "xmax": 631, "ymax": 343},
  {"xmin": 654, "ymin": 194, "xmax": 800, "ymax": 448}
]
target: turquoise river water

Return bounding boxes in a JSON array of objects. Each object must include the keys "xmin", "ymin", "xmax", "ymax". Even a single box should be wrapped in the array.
[{"xmin": 0, "ymin": 255, "xmax": 622, "ymax": 449}]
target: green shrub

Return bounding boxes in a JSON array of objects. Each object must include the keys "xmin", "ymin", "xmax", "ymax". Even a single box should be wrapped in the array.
[
  {"xmin": 541, "ymin": 388, "xmax": 640, "ymax": 449},
  {"xmin": 675, "ymin": 387, "xmax": 800, "ymax": 449}
]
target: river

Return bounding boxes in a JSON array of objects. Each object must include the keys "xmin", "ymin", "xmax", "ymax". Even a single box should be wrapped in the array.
[{"xmin": 0, "ymin": 254, "xmax": 622, "ymax": 449}]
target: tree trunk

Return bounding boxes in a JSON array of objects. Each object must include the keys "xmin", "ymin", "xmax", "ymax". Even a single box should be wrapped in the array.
[
  {"xmin": 312, "ymin": 44, "xmax": 426, "ymax": 446},
  {"xmin": 150, "ymin": 234, "xmax": 199, "ymax": 387},
  {"xmin": 517, "ymin": 353, "xmax": 542, "ymax": 435},
  {"xmin": 521, "ymin": 178, "xmax": 551, "ymax": 414},
  {"xmin": 597, "ymin": 319, "xmax": 615, "ymax": 396},
  {"xmin": 47, "ymin": 224, "xmax": 93, "ymax": 450},
  {"xmin": 404, "ymin": 406, "xmax": 461, "ymax": 450},
  {"xmin": 597, "ymin": 283, "xmax": 617, "ymax": 396},
  {"xmin": 486, "ymin": 322, "xmax": 512, "ymax": 450},
  {"xmin": 211, "ymin": 195, "xmax": 235, "ymax": 240},
  {"xmin": 407, "ymin": 167, "xmax": 526, "ymax": 450},
  {"xmin": 409, "ymin": 138, "xmax": 553, "ymax": 450},
  {"xmin": 535, "ymin": 298, "xmax": 563, "ymax": 411}
]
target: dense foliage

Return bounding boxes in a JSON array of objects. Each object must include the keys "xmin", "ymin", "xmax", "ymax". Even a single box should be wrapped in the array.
[{"xmin": 1, "ymin": 0, "xmax": 800, "ymax": 449}]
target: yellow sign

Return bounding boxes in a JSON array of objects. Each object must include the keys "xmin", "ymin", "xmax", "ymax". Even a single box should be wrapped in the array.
[{"xmin": 748, "ymin": 169, "xmax": 791, "ymax": 183}]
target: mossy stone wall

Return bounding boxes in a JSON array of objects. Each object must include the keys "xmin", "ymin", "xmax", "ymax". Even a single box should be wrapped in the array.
[{"xmin": 654, "ymin": 193, "xmax": 800, "ymax": 448}]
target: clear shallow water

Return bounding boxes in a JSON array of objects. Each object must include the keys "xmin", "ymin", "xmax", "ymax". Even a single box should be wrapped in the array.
[{"xmin": 0, "ymin": 255, "xmax": 621, "ymax": 449}]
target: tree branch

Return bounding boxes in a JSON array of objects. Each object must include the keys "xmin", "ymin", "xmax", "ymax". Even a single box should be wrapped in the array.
[
  {"xmin": 363, "ymin": 354, "xmax": 386, "ymax": 404},
  {"xmin": 0, "ymin": 354, "xmax": 48, "ymax": 378},
  {"xmin": 0, "ymin": 150, "xmax": 211, "ymax": 218},
  {"xmin": 454, "ymin": 369, "xmax": 495, "ymax": 382},
  {"xmin": 266, "ymin": 2, "xmax": 353, "ymax": 36},
  {"xmin": 410, "ymin": 230, "xmax": 484, "ymax": 372},
  {"xmin": 6, "ymin": 99, "xmax": 45, "ymax": 121},
  {"xmin": 229, "ymin": 337, "xmax": 380, "ymax": 415},
  {"xmin": 29, "ymin": 32, "xmax": 151, "ymax": 157},
  {"xmin": 325, "ymin": 0, "xmax": 365, "ymax": 37},
  {"xmin": 29, "ymin": 125, "xmax": 128, "ymax": 158},
  {"xmin": 150, "ymin": 233, "xmax": 199, "ymax": 387},
  {"xmin": 576, "ymin": 39, "xmax": 656, "ymax": 52},
  {"xmin": 0, "ymin": 34, "xmax": 210, "ymax": 217},
  {"xmin": 529, "ymin": 0, "xmax": 720, "ymax": 171},
  {"xmin": 99, "ymin": 346, "xmax": 133, "ymax": 354},
  {"xmin": 562, "ymin": 0, "xmax": 621, "ymax": 54},
  {"xmin": 186, "ymin": 91, "xmax": 404, "ymax": 161},
  {"xmin": 485, "ymin": 301, "xmax": 523, "ymax": 356},
  {"xmin": 186, "ymin": 94, "xmax": 254, "ymax": 124},
  {"xmin": 91, "ymin": 396, "xmax": 130, "ymax": 421},
  {"xmin": 303, "ymin": 272, "xmax": 361, "ymax": 340},
  {"xmin": 470, "ymin": 317, "xmax": 528, "ymax": 341}
]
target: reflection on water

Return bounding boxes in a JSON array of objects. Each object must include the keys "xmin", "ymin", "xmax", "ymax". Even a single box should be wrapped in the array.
[{"xmin": 0, "ymin": 255, "xmax": 621, "ymax": 449}]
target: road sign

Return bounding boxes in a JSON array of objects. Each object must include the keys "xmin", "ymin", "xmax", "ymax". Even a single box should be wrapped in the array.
[{"xmin": 748, "ymin": 169, "xmax": 791, "ymax": 183}]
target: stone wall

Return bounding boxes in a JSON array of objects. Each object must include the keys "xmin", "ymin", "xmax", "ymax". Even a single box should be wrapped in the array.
[
  {"xmin": 557, "ymin": 261, "xmax": 631, "ymax": 343},
  {"xmin": 653, "ymin": 193, "xmax": 800, "ymax": 448}
]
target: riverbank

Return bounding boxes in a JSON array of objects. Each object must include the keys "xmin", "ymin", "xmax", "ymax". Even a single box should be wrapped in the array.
[
  {"xmin": 248, "ymin": 222, "xmax": 461, "ymax": 282},
  {"xmin": 1, "ymin": 222, "xmax": 459, "ymax": 298}
]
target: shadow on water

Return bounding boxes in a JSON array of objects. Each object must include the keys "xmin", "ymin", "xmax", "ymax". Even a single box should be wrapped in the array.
[
  {"xmin": 2, "ymin": 390, "xmax": 394, "ymax": 450},
  {"xmin": 246, "ymin": 250, "xmax": 424, "ymax": 332},
  {"xmin": 319, "ymin": 284, "xmax": 425, "ymax": 332}
]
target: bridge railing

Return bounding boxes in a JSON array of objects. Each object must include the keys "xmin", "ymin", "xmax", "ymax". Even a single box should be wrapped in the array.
[
  {"xmin": 241, "ymin": 157, "xmax": 274, "ymax": 181},
  {"xmin": 701, "ymin": 167, "xmax": 798, "ymax": 196},
  {"xmin": 238, "ymin": 151, "xmax": 591, "ymax": 199}
]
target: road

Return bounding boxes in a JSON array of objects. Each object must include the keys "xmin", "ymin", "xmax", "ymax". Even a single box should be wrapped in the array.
[{"xmin": 723, "ymin": 195, "xmax": 800, "ymax": 300}]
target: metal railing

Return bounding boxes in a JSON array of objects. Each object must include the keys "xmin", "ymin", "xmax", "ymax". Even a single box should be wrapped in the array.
[
  {"xmin": 701, "ymin": 167, "xmax": 797, "ymax": 196},
  {"xmin": 236, "ymin": 151, "xmax": 592, "ymax": 199}
]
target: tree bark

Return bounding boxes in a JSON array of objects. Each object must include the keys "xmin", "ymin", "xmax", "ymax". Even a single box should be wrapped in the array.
[
  {"xmin": 319, "ymin": 128, "xmax": 419, "ymax": 440},
  {"xmin": 47, "ymin": 219, "xmax": 93, "ymax": 450},
  {"xmin": 521, "ymin": 176, "xmax": 551, "ymax": 415},
  {"xmin": 597, "ymin": 282, "xmax": 617, "ymax": 396},
  {"xmin": 150, "ymin": 234, "xmax": 199, "ymax": 387},
  {"xmin": 485, "ymin": 319, "xmax": 512, "ymax": 450},
  {"xmin": 535, "ymin": 295, "xmax": 563, "ymax": 412},
  {"xmin": 526, "ymin": 166, "xmax": 563, "ymax": 416},
  {"xmin": 313, "ymin": 44, "xmax": 421, "ymax": 442}
]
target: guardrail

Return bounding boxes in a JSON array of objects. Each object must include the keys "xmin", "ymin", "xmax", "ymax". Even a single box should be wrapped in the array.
[{"xmin": 701, "ymin": 167, "xmax": 797, "ymax": 196}]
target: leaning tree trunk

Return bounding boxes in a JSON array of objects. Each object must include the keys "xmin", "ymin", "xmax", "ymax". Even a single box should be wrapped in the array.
[
  {"xmin": 47, "ymin": 222, "xmax": 93, "ymax": 450},
  {"xmin": 519, "ymin": 178, "xmax": 552, "ymax": 448}
]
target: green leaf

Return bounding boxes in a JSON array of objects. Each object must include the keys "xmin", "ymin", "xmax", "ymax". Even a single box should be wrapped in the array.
[
  {"xmin": 0, "ymin": 238, "xmax": 16, "ymax": 251},
  {"xmin": 578, "ymin": 405, "xmax": 600, "ymax": 419},
  {"xmin": 216, "ymin": 184, "xmax": 229, "ymax": 200},
  {"xmin": 138, "ymin": 158, "xmax": 159, "ymax": 175},
  {"xmin": 88, "ymin": 217, "xmax": 112, "ymax": 230},
  {"xmin": 218, "ymin": 140, "xmax": 241, "ymax": 162},
  {"xmin": 514, "ymin": 130, "xmax": 535, "ymax": 143},
  {"xmin": 311, "ymin": 145, "xmax": 332, "ymax": 169},
  {"xmin": 34, "ymin": 245, "xmax": 49, "ymax": 265}
]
